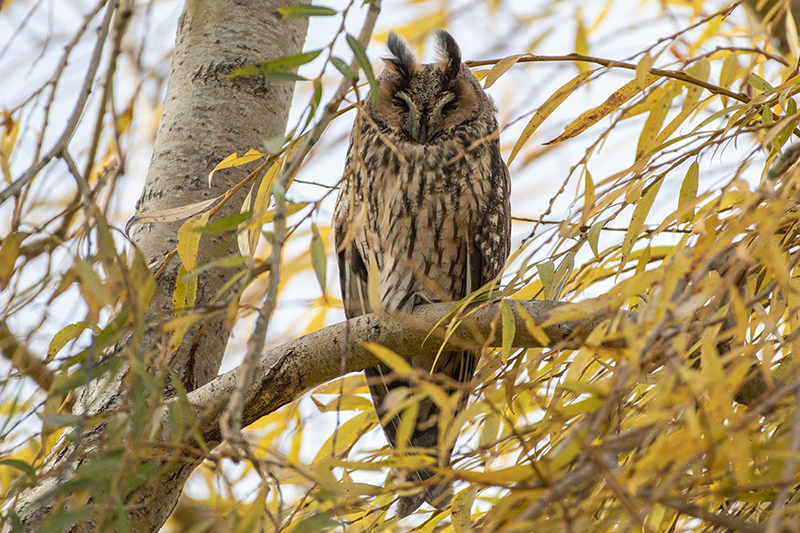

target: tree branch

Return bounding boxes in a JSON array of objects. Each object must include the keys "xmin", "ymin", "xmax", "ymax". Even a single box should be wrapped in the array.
[{"xmin": 186, "ymin": 299, "xmax": 636, "ymax": 447}]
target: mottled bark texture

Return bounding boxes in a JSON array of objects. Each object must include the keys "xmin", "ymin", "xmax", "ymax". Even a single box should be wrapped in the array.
[
  {"xmin": 9, "ymin": 0, "xmax": 308, "ymax": 531},
  {"xmin": 183, "ymin": 300, "xmax": 639, "ymax": 450}
]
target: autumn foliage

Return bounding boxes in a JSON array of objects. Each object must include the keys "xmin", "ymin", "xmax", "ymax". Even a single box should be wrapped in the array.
[{"xmin": 3, "ymin": 0, "xmax": 800, "ymax": 531}]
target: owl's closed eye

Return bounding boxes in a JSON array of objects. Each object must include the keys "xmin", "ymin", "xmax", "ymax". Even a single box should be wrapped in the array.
[{"xmin": 369, "ymin": 30, "xmax": 489, "ymax": 145}]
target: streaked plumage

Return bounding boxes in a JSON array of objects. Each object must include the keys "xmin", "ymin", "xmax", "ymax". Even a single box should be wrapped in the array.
[{"xmin": 333, "ymin": 30, "xmax": 511, "ymax": 516}]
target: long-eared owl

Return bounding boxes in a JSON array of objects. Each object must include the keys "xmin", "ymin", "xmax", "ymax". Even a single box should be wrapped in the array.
[{"xmin": 333, "ymin": 30, "xmax": 511, "ymax": 516}]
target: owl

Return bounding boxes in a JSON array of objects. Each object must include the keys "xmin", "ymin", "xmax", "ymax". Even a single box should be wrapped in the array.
[{"xmin": 333, "ymin": 30, "xmax": 511, "ymax": 516}]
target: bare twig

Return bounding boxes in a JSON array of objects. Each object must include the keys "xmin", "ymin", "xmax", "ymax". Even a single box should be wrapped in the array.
[
  {"xmin": 219, "ymin": 0, "xmax": 383, "ymax": 442},
  {"xmin": 658, "ymin": 496, "xmax": 765, "ymax": 533},
  {"xmin": 0, "ymin": 0, "xmax": 116, "ymax": 205},
  {"xmin": 467, "ymin": 52, "xmax": 748, "ymax": 104},
  {"xmin": 0, "ymin": 322, "xmax": 54, "ymax": 391}
]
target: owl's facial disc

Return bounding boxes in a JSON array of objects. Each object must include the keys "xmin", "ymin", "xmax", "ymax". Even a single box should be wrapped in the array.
[{"xmin": 372, "ymin": 30, "xmax": 485, "ymax": 145}]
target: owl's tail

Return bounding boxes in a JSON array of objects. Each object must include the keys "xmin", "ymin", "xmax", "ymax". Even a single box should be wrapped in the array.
[
  {"xmin": 396, "ymin": 469, "xmax": 454, "ymax": 518},
  {"xmin": 364, "ymin": 350, "xmax": 475, "ymax": 517}
]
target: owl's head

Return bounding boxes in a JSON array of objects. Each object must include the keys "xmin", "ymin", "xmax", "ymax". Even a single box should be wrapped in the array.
[{"xmin": 366, "ymin": 30, "xmax": 494, "ymax": 145}]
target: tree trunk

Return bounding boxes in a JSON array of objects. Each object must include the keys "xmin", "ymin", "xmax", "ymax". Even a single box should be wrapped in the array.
[{"xmin": 10, "ymin": 0, "xmax": 308, "ymax": 531}]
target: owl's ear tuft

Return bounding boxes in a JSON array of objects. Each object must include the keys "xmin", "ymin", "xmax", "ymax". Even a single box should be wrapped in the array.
[
  {"xmin": 435, "ymin": 29, "xmax": 461, "ymax": 79},
  {"xmin": 384, "ymin": 31, "xmax": 417, "ymax": 79}
]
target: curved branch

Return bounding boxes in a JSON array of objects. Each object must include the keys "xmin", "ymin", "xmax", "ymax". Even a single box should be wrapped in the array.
[
  {"xmin": 466, "ymin": 53, "xmax": 748, "ymax": 104},
  {"xmin": 187, "ymin": 299, "xmax": 637, "ymax": 447}
]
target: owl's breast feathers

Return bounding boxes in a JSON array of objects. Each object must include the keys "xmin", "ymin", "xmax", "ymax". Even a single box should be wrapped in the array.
[
  {"xmin": 333, "ymin": 30, "xmax": 511, "ymax": 516},
  {"xmin": 337, "ymin": 118, "xmax": 509, "ymax": 313}
]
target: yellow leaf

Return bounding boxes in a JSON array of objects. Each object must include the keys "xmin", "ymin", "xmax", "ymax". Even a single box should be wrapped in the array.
[
  {"xmin": 395, "ymin": 400, "xmax": 419, "ymax": 454},
  {"xmin": 310, "ymin": 223, "xmax": 327, "ymax": 294},
  {"xmin": 250, "ymin": 160, "xmax": 283, "ymax": 254},
  {"xmin": 126, "ymin": 197, "xmax": 219, "ymax": 234},
  {"xmin": 635, "ymin": 84, "xmax": 675, "ymax": 160},
  {"xmin": 451, "ymin": 486, "xmax": 477, "ymax": 532},
  {"xmin": 514, "ymin": 273, "xmax": 544, "ymax": 299},
  {"xmin": 514, "ymin": 301, "xmax": 550, "ymax": 346},
  {"xmin": 172, "ymin": 265, "xmax": 197, "ymax": 316},
  {"xmin": 176, "ymin": 211, "xmax": 210, "ymax": 272},
  {"xmin": 363, "ymin": 342, "xmax": 413, "ymax": 377},
  {"xmin": 636, "ymin": 52, "xmax": 654, "ymax": 91},
  {"xmin": 508, "ymin": 69, "xmax": 595, "ymax": 165},
  {"xmin": 0, "ymin": 232, "xmax": 23, "ymax": 290},
  {"xmin": 587, "ymin": 219, "xmax": 603, "ymax": 257},
  {"xmin": 561, "ymin": 396, "xmax": 603, "ymax": 417},
  {"xmin": 233, "ymin": 483, "xmax": 266, "ymax": 533},
  {"xmin": 619, "ymin": 177, "xmax": 663, "ymax": 271},
  {"xmin": 312, "ymin": 394, "xmax": 373, "ymax": 412},
  {"xmin": 547, "ymin": 73, "xmax": 660, "ymax": 145},
  {"xmin": 500, "ymin": 301, "xmax": 516, "ymax": 363},
  {"xmin": 536, "ymin": 260, "xmax": 555, "ymax": 300},
  {"xmin": 484, "ymin": 54, "xmax": 523, "ymax": 89},
  {"xmin": 574, "ymin": 16, "xmax": 589, "ymax": 73},
  {"xmin": 208, "ymin": 149, "xmax": 265, "ymax": 186},
  {"xmin": 686, "ymin": 57, "xmax": 710, "ymax": 83},
  {"xmin": 238, "ymin": 186, "xmax": 254, "ymax": 259},
  {"xmin": 1, "ymin": 112, "xmax": 19, "ymax": 184},
  {"xmin": 339, "ymin": 482, "xmax": 383, "ymax": 496},
  {"xmin": 473, "ymin": 69, "xmax": 490, "ymax": 81},
  {"xmin": 47, "ymin": 320, "xmax": 92, "ymax": 362},
  {"xmin": 653, "ymin": 98, "xmax": 703, "ymax": 148},
  {"xmin": 581, "ymin": 169, "xmax": 595, "ymax": 224},
  {"xmin": 456, "ymin": 465, "xmax": 538, "ymax": 485},
  {"xmin": 312, "ymin": 410, "xmax": 377, "ymax": 463},
  {"xmin": 718, "ymin": 52, "xmax": 739, "ymax": 90},
  {"xmin": 678, "ymin": 161, "xmax": 698, "ymax": 224}
]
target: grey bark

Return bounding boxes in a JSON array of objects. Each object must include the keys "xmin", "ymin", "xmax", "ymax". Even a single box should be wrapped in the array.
[
  {"xmin": 10, "ymin": 0, "xmax": 308, "ymax": 531},
  {"xmin": 182, "ymin": 300, "xmax": 639, "ymax": 449}
]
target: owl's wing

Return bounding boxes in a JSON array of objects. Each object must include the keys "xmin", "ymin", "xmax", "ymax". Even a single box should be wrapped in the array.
[
  {"xmin": 334, "ymin": 169, "xmax": 371, "ymax": 321},
  {"xmin": 395, "ymin": 152, "xmax": 512, "ymax": 516},
  {"xmin": 472, "ymin": 142, "xmax": 512, "ymax": 286}
]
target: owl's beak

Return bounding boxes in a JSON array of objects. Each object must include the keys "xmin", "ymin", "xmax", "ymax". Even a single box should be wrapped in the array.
[{"xmin": 412, "ymin": 120, "xmax": 429, "ymax": 144}]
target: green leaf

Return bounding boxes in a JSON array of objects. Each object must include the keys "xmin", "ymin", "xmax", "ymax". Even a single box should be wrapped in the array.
[
  {"xmin": 230, "ymin": 50, "xmax": 323, "ymax": 80},
  {"xmin": 451, "ymin": 486, "xmax": 478, "ymax": 533},
  {"xmin": 310, "ymin": 223, "xmax": 327, "ymax": 294},
  {"xmin": 72, "ymin": 309, "xmax": 131, "ymax": 364},
  {"xmin": 747, "ymin": 73, "xmax": 773, "ymax": 93},
  {"xmin": 346, "ymin": 34, "xmax": 377, "ymax": 101},
  {"xmin": 122, "ymin": 461, "xmax": 160, "ymax": 497},
  {"xmin": 330, "ymin": 56, "xmax": 355, "ymax": 79},
  {"xmin": 194, "ymin": 211, "xmax": 253, "ymax": 234},
  {"xmin": 536, "ymin": 261, "xmax": 555, "ymax": 300},
  {"xmin": 500, "ymin": 302, "xmax": 516, "ymax": 363},
  {"xmin": 37, "ymin": 412, "xmax": 81, "ymax": 427},
  {"xmin": 278, "ymin": 5, "xmax": 337, "ymax": 18},
  {"xmin": 0, "ymin": 458, "xmax": 35, "ymax": 477},
  {"xmin": 552, "ymin": 251, "xmax": 575, "ymax": 301},
  {"xmin": 292, "ymin": 511, "xmax": 339, "ymax": 532},
  {"xmin": 48, "ymin": 319, "xmax": 92, "ymax": 361},
  {"xmin": 8, "ymin": 510, "xmax": 22, "ymax": 533},
  {"xmin": 41, "ymin": 507, "xmax": 94, "ymax": 533}
]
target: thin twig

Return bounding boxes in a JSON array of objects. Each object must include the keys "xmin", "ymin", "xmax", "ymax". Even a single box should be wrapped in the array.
[
  {"xmin": 0, "ymin": 0, "xmax": 115, "ymax": 205},
  {"xmin": 658, "ymin": 496, "xmax": 765, "ymax": 533},
  {"xmin": 219, "ymin": 0, "xmax": 383, "ymax": 442},
  {"xmin": 467, "ymin": 52, "xmax": 748, "ymax": 104},
  {"xmin": 765, "ymin": 385, "xmax": 800, "ymax": 533}
]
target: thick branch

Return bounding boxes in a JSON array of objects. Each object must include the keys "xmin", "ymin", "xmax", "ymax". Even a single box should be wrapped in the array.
[{"xmin": 187, "ymin": 299, "xmax": 636, "ymax": 447}]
